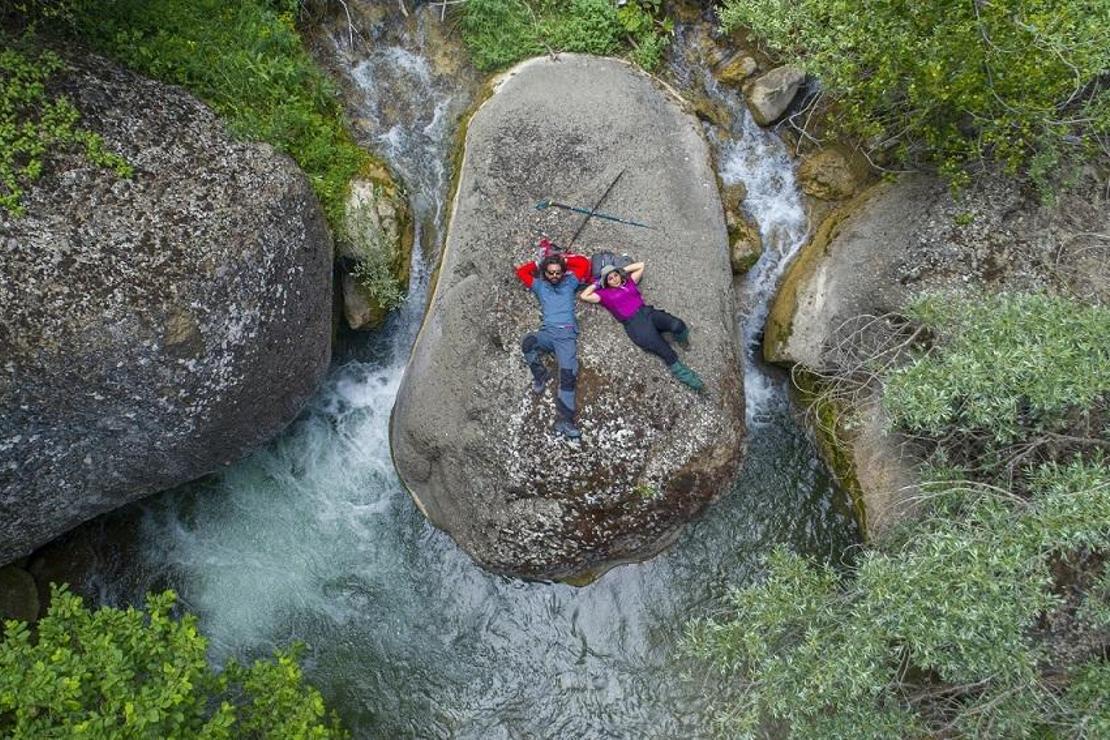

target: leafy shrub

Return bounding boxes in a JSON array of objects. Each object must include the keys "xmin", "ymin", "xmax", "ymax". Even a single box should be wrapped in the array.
[
  {"xmin": 719, "ymin": 0, "xmax": 1110, "ymax": 192},
  {"xmin": 0, "ymin": 586, "xmax": 344, "ymax": 737},
  {"xmin": 0, "ymin": 41, "xmax": 131, "ymax": 216},
  {"xmin": 685, "ymin": 461, "xmax": 1110, "ymax": 737},
  {"xmin": 884, "ymin": 293, "xmax": 1110, "ymax": 446},
  {"xmin": 60, "ymin": 0, "xmax": 369, "ymax": 232}
]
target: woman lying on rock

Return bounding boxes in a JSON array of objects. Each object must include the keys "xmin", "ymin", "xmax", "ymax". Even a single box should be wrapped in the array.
[{"xmin": 579, "ymin": 260, "xmax": 704, "ymax": 392}]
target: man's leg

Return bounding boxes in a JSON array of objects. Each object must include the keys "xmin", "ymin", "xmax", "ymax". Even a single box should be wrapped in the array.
[
  {"xmin": 551, "ymin": 330, "xmax": 580, "ymax": 438},
  {"xmin": 521, "ymin": 330, "xmax": 554, "ymax": 393},
  {"xmin": 624, "ymin": 311, "xmax": 679, "ymax": 366}
]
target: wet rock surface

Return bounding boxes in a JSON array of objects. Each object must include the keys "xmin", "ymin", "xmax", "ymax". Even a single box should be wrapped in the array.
[
  {"xmin": 0, "ymin": 53, "xmax": 333, "ymax": 564},
  {"xmin": 391, "ymin": 55, "xmax": 745, "ymax": 581}
]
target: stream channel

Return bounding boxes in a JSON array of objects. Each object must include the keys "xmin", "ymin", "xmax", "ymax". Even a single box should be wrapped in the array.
[{"xmin": 61, "ymin": 10, "xmax": 860, "ymax": 738}]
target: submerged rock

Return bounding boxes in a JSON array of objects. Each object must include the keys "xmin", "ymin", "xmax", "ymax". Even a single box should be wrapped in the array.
[
  {"xmin": 390, "ymin": 55, "xmax": 745, "ymax": 581},
  {"xmin": 0, "ymin": 53, "xmax": 332, "ymax": 564}
]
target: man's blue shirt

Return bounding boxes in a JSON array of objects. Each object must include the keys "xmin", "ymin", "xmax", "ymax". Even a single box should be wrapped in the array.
[{"xmin": 531, "ymin": 274, "xmax": 580, "ymax": 329}]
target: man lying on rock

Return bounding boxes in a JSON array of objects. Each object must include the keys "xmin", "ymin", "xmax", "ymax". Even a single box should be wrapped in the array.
[
  {"xmin": 514, "ymin": 239, "xmax": 592, "ymax": 440},
  {"xmin": 579, "ymin": 259, "xmax": 704, "ymax": 392}
]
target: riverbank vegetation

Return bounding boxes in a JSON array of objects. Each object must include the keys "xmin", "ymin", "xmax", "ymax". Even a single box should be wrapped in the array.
[
  {"xmin": 461, "ymin": 0, "xmax": 674, "ymax": 71},
  {"xmin": 0, "ymin": 587, "xmax": 344, "ymax": 737},
  {"xmin": 720, "ymin": 0, "xmax": 1110, "ymax": 198},
  {"xmin": 7, "ymin": 0, "xmax": 368, "ymax": 231},
  {"xmin": 686, "ymin": 293, "xmax": 1110, "ymax": 736}
]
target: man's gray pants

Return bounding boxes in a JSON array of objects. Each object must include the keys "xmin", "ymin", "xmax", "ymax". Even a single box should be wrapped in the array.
[{"xmin": 521, "ymin": 326, "xmax": 578, "ymax": 423}]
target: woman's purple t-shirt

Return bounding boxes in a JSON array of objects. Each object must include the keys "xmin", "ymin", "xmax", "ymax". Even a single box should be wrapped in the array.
[{"xmin": 595, "ymin": 280, "xmax": 645, "ymax": 321}]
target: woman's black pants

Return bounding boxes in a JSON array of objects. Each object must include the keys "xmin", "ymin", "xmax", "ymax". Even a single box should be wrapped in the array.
[{"xmin": 622, "ymin": 306, "xmax": 685, "ymax": 366}]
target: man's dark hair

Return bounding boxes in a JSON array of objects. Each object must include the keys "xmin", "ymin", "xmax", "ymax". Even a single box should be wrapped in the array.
[{"xmin": 538, "ymin": 254, "xmax": 566, "ymax": 276}]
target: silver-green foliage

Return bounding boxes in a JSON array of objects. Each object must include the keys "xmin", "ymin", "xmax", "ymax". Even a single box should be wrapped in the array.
[
  {"xmin": 884, "ymin": 293, "xmax": 1110, "ymax": 443},
  {"xmin": 685, "ymin": 461, "xmax": 1110, "ymax": 738},
  {"xmin": 0, "ymin": 587, "xmax": 344, "ymax": 737}
]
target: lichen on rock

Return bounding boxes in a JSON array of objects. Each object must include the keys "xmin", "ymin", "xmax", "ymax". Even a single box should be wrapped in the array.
[
  {"xmin": 390, "ymin": 55, "xmax": 746, "ymax": 582},
  {"xmin": 0, "ymin": 52, "xmax": 333, "ymax": 564}
]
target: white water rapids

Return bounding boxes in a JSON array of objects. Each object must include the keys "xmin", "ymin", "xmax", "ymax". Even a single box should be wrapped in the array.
[{"xmin": 84, "ymin": 14, "xmax": 858, "ymax": 737}]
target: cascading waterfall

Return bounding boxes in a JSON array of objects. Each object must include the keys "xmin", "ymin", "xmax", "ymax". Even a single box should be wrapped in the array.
[{"xmin": 84, "ymin": 13, "xmax": 858, "ymax": 737}]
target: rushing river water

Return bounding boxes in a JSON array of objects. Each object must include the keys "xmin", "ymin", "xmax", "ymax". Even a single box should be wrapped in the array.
[{"xmin": 73, "ymin": 10, "xmax": 859, "ymax": 737}]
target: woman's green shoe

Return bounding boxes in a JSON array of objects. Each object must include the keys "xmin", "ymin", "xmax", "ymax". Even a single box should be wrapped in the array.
[{"xmin": 669, "ymin": 361, "xmax": 704, "ymax": 391}]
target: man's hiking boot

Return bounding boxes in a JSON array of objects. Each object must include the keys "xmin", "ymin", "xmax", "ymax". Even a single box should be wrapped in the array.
[
  {"xmin": 669, "ymin": 361, "xmax": 704, "ymax": 392},
  {"xmin": 554, "ymin": 420, "xmax": 582, "ymax": 440},
  {"xmin": 674, "ymin": 327, "xmax": 690, "ymax": 349}
]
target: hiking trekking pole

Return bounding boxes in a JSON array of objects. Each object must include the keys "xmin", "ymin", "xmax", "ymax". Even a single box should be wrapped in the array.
[
  {"xmin": 533, "ymin": 199, "xmax": 654, "ymax": 232},
  {"xmin": 566, "ymin": 168, "xmax": 623, "ymax": 249},
  {"xmin": 534, "ymin": 170, "xmax": 655, "ymax": 244}
]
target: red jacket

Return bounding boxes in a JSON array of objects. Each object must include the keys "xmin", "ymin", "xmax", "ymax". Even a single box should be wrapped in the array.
[{"xmin": 514, "ymin": 253, "xmax": 590, "ymax": 288}]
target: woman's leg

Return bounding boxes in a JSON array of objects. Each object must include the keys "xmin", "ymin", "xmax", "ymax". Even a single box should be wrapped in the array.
[
  {"xmin": 648, "ymin": 308, "xmax": 687, "ymax": 337},
  {"xmin": 623, "ymin": 311, "xmax": 678, "ymax": 366}
]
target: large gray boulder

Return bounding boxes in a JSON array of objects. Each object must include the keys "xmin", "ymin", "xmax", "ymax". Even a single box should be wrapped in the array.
[
  {"xmin": 0, "ymin": 53, "xmax": 333, "ymax": 564},
  {"xmin": 390, "ymin": 55, "xmax": 746, "ymax": 581}
]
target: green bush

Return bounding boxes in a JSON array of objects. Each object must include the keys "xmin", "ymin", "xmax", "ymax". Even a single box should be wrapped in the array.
[
  {"xmin": 461, "ymin": 0, "xmax": 672, "ymax": 72},
  {"xmin": 685, "ymin": 461, "xmax": 1110, "ymax": 738},
  {"xmin": 884, "ymin": 293, "xmax": 1110, "ymax": 446},
  {"xmin": 61, "ymin": 0, "xmax": 370, "ymax": 231},
  {"xmin": 719, "ymin": 0, "xmax": 1110, "ymax": 193},
  {"xmin": 0, "ymin": 586, "xmax": 344, "ymax": 737},
  {"xmin": 0, "ymin": 41, "xmax": 131, "ymax": 216}
]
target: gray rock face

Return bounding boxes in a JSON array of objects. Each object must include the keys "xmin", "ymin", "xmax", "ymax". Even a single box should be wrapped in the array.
[
  {"xmin": 390, "ymin": 56, "xmax": 746, "ymax": 581},
  {"xmin": 745, "ymin": 65, "xmax": 805, "ymax": 126},
  {"xmin": 0, "ymin": 53, "xmax": 333, "ymax": 564}
]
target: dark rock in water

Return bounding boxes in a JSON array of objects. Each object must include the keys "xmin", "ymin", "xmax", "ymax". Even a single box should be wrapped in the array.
[
  {"xmin": 0, "ymin": 53, "xmax": 332, "ymax": 564},
  {"xmin": 390, "ymin": 55, "xmax": 746, "ymax": 581}
]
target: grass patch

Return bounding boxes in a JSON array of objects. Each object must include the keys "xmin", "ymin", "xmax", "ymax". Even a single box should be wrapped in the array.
[{"xmin": 461, "ymin": 0, "xmax": 674, "ymax": 72}]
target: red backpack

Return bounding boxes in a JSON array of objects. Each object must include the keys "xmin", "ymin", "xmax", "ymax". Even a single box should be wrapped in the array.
[{"xmin": 514, "ymin": 238, "xmax": 590, "ymax": 287}]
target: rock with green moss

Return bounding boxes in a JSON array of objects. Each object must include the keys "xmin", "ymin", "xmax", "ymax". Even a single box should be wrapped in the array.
[
  {"xmin": 338, "ymin": 174, "xmax": 412, "ymax": 330},
  {"xmin": 0, "ymin": 52, "xmax": 332, "ymax": 564},
  {"xmin": 715, "ymin": 52, "xmax": 758, "ymax": 88},
  {"xmin": 721, "ymin": 182, "xmax": 762, "ymax": 274}
]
